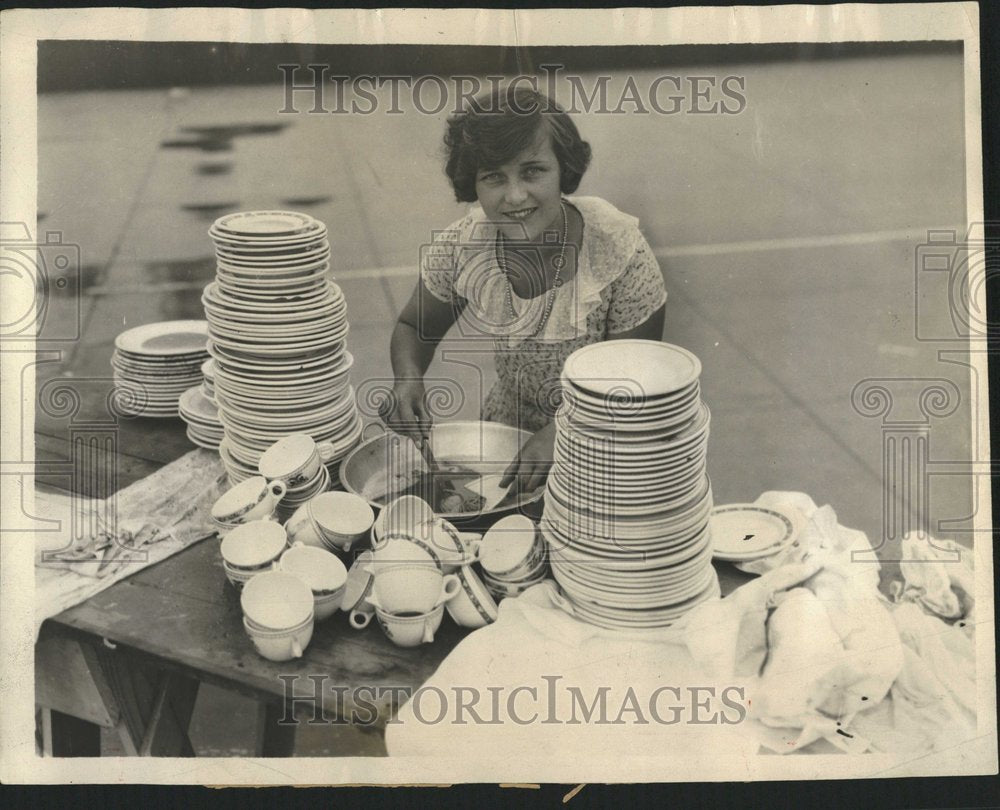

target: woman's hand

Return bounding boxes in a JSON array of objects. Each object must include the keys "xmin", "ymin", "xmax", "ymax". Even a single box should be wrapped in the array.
[
  {"xmin": 381, "ymin": 379, "xmax": 432, "ymax": 445},
  {"xmin": 500, "ymin": 421, "xmax": 557, "ymax": 496}
]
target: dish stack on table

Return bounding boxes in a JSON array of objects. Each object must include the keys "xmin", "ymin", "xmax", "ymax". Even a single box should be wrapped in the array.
[
  {"xmin": 111, "ymin": 321, "xmax": 210, "ymax": 417},
  {"xmin": 541, "ymin": 339, "xmax": 719, "ymax": 630},
  {"xmin": 178, "ymin": 361, "xmax": 224, "ymax": 449},
  {"xmin": 201, "ymin": 211, "xmax": 362, "ymax": 487}
]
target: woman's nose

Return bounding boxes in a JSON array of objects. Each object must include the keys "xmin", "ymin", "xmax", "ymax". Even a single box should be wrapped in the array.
[{"xmin": 504, "ymin": 181, "xmax": 528, "ymax": 205}]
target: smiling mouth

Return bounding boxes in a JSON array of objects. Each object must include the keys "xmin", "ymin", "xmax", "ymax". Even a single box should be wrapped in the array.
[{"xmin": 503, "ymin": 207, "xmax": 537, "ymax": 220}]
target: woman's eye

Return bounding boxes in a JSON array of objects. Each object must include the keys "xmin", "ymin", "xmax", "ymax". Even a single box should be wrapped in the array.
[
  {"xmin": 479, "ymin": 172, "xmax": 501, "ymax": 183},
  {"xmin": 523, "ymin": 166, "xmax": 546, "ymax": 177}
]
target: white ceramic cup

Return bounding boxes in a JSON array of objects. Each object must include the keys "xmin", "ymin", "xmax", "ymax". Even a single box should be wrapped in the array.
[
  {"xmin": 479, "ymin": 515, "xmax": 546, "ymax": 580},
  {"xmin": 240, "ymin": 569, "xmax": 314, "ymax": 631},
  {"xmin": 308, "ymin": 491, "xmax": 375, "ymax": 552},
  {"xmin": 242, "ymin": 615, "xmax": 314, "ymax": 661},
  {"xmin": 377, "ymin": 495, "xmax": 435, "ymax": 540},
  {"xmin": 368, "ymin": 565, "xmax": 460, "ymax": 615},
  {"xmin": 212, "ymin": 476, "xmax": 287, "ymax": 526},
  {"xmin": 258, "ymin": 433, "xmax": 337, "ymax": 487},
  {"xmin": 371, "ymin": 533, "xmax": 442, "ymax": 570},
  {"xmin": 422, "ymin": 519, "xmax": 481, "ymax": 573},
  {"xmin": 375, "ymin": 603, "xmax": 445, "ymax": 647},
  {"xmin": 278, "ymin": 543, "xmax": 348, "ymax": 621},
  {"xmin": 446, "ymin": 565, "xmax": 499, "ymax": 629},
  {"xmin": 220, "ymin": 519, "xmax": 288, "ymax": 571}
]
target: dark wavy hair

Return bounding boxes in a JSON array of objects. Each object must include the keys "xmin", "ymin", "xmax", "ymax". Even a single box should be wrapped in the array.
[{"xmin": 443, "ymin": 85, "xmax": 592, "ymax": 203}]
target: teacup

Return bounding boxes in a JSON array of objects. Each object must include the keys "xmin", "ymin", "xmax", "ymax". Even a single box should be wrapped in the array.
[
  {"xmin": 446, "ymin": 565, "xmax": 499, "ymax": 629},
  {"xmin": 258, "ymin": 433, "xmax": 338, "ymax": 487},
  {"xmin": 482, "ymin": 568, "xmax": 549, "ymax": 601},
  {"xmin": 279, "ymin": 543, "xmax": 348, "ymax": 622},
  {"xmin": 375, "ymin": 604, "xmax": 445, "ymax": 647},
  {"xmin": 423, "ymin": 519, "xmax": 482, "ymax": 572},
  {"xmin": 343, "ymin": 550, "xmax": 377, "ymax": 629},
  {"xmin": 376, "ymin": 495, "xmax": 435, "ymax": 540},
  {"xmin": 240, "ymin": 570, "xmax": 314, "ymax": 631},
  {"xmin": 285, "ymin": 491, "xmax": 375, "ymax": 552},
  {"xmin": 220, "ymin": 519, "xmax": 288, "ymax": 571},
  {"xmin": 212, "ymin": 476, "xmax": 287, "ymax": 527},
  {"xmin": 479, "ymin": 515, "xmax": 546, "ymax": 581},
  {"xmin": 242, "ymin": 614, "xmax": 314, "ymax": 661},
  {"xmin": 367, "ymin": 565, "xmax": 460, "ymax": 615},
  {"xmin": 371, "ymin": 533, "xmax": 442, "ymax": 570}
]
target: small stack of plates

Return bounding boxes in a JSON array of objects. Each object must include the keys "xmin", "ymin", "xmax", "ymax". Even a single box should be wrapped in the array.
[
  {"xmin": 710, "ymin": 504, "xmax": 804, "ymax": 563},
  {"xmin": 203, "ymin": 211, "xmax": 362, "ymax": 485},
  {"xmin": 179, "ymin": 386, "xmax": 224, "ymax": 449},
  {"xmin": 541, "ymin": 340, "xmax": 718, "ymax": 630},
  {"xmin": 111, "ymin": 321, "xmax": 210, "ymax": 417}
]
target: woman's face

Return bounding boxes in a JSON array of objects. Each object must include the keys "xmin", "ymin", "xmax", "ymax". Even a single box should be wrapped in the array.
[{"xmin": 474, "ymin": 127, "xmax": 563, "ymax": 242}]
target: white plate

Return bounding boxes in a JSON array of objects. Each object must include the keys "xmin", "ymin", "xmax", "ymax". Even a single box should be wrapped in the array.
[
  {"xmin": 115, "ymin": 321, "xmax": 209, "ymax": 357},
  {"xmin": 178, "ymin": 386, "xmax": 221, "ymax": 422},
  {"xmin": 564, "ymin": 340, "xmax": 702, "ymax": 399},
  {"xmin": 212, "ymin": 210, "xmax": 318, "ymax": 237},
  {"xmin": 710, "ymin": 504, "xmax": 803, "ymax": 560},
  {"xmin": 208, "ymin": 340, "xmax": 345, "ymax": 369}
]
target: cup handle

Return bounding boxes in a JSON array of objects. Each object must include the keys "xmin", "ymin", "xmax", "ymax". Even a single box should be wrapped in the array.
[
  {"xmin": 349, "ymin": 610, "xmax": 372, "ymax": 630},
  {"xmin": 463, "ymin": 538, "xmax": 482, "ymax": 562},
  {"xmin": 317, "ymin": 441, "xmax": 336, "ymax": 463},
  {"xmin": 439, "ymin": 574, "xmax": 461, "ymax": 605},
  {"xmin": 269, "ymin": 480, "xmax": 287, "ymax": 501},
  {"xmin": 291, "ymin": 639, "xmax": 304, "ymax": 658}
]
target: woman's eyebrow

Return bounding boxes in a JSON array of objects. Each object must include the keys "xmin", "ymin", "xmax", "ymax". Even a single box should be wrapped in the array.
[{"xmin": 519, "ymin": 159, "xmax": 548, "ymax": 167}]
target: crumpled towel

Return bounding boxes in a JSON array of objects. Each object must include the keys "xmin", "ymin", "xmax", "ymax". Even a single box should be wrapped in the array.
[
  {"xmin": 34, "ymin": 449, "xmax": 227, "ymax": 639},
  {"xmin": 891, "ymin": 531, "xmax": 976, "ymax": 631},
  {"xmin": 387, "ymin": 491, "xmax": 980, "ymax": 759}
]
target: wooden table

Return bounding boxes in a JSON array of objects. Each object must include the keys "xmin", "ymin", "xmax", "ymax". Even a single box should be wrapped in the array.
[{"xmin": 34, "ymin": 416, "xmax": 754, "ymax": 757}]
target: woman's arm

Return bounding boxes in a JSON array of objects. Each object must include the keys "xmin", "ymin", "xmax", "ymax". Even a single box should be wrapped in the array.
[
  {"xmin": 385, "ymin": 279, "xmax": 464, "ymax": 442},
  {"xmin": 608, "ymin": 301, "xmax": 665, "ymax": 341}
]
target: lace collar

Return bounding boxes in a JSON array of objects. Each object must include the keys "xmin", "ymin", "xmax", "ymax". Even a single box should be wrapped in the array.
[{"xmin": 451, "ymin": 196, "xmax": 643, "ymax": 346}]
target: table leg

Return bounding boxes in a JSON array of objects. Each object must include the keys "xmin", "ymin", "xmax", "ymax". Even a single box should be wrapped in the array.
[
  {"xmin": 44, "ymin": 709, "xmax": 102, "ymax": 756},
  {"xmin": 254, "ymin": 701, "xmax": 297, "ymax": 757}
]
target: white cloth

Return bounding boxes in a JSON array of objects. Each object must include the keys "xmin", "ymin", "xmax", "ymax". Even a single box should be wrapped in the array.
[
  {"xmin": 386, "ymin": 491, "xmax": 978, "ymax": 757},
  {"xmin": 34, "ymin": 449, "xmax": 227, "ymax": 639}
]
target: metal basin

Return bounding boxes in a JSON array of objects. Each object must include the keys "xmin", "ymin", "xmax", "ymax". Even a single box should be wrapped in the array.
[{"xmin": 338, "ymin": 421, "xmax": 544, "ymax": 525}]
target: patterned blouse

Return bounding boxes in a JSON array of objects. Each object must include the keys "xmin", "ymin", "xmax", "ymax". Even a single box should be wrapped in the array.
[{"xmin": 420, "ymin": 196, "xmax": 666, "ymax": 433}]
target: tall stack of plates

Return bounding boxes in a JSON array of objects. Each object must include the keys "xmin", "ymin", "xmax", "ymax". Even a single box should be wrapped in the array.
[
  {"xmin": 203, "ymin": 211, "xmax": 362, "ymax": 486},
  {"xmin": 541, "ymin": 340, "xmax": 719, "ymax": 630},
  {"xmin": 111, "ymin": 321, "xmax": 210, "ymax": 417}
]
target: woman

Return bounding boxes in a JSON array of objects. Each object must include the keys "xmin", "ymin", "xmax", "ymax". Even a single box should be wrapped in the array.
[{"xmin": 385, "ymin": 85, "xmax": 666, "ymax": 499}]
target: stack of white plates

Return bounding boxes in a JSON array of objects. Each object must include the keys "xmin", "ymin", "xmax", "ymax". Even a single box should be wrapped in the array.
[
  {"xmin": 541, "ymin": 340, "xmax": 718, "ymax": 630},
  {"xmin": 204, "ymin": 211, "xmax": 362, "ymax": 485},
  {"xmin": 111, "ymin": 321, "xmax": 210, "ymax": 417},
  {"xmin": 178, "ymin": 386, "xmax": 224, "ymax": 449}
]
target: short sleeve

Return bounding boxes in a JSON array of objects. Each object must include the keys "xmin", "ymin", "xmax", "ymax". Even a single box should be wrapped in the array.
[
  {"xmin": 606, "ymin": 233, "xmax": 667, "ymax": 333},
  {"xmin": 419, "ymin": 223, "xmax": 462, "ymax": 304}
]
